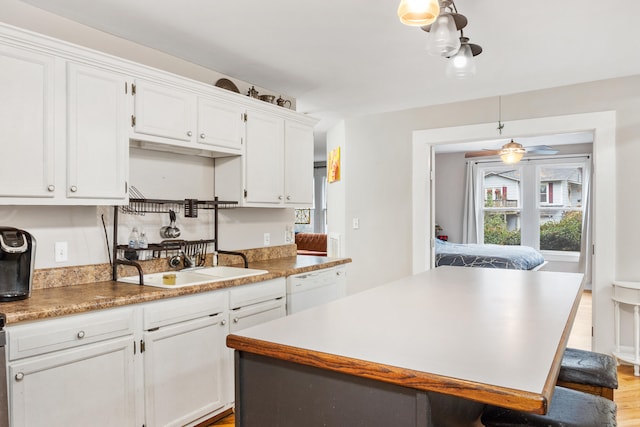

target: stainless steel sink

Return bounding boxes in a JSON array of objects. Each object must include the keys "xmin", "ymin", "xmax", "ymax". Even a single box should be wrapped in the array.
[{"xmin": 119, "ymin": 266, "xmax": 268, "ymax": 288}]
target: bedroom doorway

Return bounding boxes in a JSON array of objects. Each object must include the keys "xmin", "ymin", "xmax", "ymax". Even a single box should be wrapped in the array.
[
  {"xmin": 433, "ymin": 140, "xmax": 592, "ymax": 279},
  {"xmin": 411, "ymin": 111, "xmax": 616, "ymax": 353}
]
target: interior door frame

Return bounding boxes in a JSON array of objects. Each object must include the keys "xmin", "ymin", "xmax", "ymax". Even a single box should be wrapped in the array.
[{"xmin": 411, "ymin": 111, "xmax": 616, "ymax": 352}]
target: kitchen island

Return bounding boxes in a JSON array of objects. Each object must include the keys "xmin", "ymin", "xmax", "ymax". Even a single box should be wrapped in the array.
[{"xmin": 227, "ymin": 266, "xmax": 584, "ymax": 427}]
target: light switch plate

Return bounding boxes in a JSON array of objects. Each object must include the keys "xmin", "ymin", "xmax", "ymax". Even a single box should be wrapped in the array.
[{"xmin": 264, "ymin": 232, "xmax": 271, "ymax": 246}]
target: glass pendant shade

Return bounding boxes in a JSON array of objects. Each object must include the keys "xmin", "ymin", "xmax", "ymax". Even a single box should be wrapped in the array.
[
  {"xmin": 500, "ymin": 151, "xmax": 524, "ymax": 164},
  {"xmin": 499, "ymin": 141, "xmax": 526, "ymax": 164},
  {"xmin": 426, "ymin": 14, "xmax": 461, "ymax": 56},
  {"xmin": 397, "ymin": 0, "xmax": 440, "ymax": 27},
  {"xmin": 445, "ymin": 43, "xmax": 476, "ymax": 78}
]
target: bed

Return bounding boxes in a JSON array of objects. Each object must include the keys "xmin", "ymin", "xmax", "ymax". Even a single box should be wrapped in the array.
[{"xmin": 435, "ymin": 238, "xmax": 546, "ymax": 270}]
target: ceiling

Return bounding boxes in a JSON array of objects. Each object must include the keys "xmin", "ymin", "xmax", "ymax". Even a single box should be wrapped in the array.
[{"xmin": 19, "ymin": 0, "xmax": 640, "ymax": 157}]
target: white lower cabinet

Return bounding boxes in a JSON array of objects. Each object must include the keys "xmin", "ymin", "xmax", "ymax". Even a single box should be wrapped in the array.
[
  {"xmin": 4, "ymin": 280, "xmax": 289, "ymax": 426},
  {"xmin": 6, "ymin": 307, "xmax": 137, "ymax": 427},
  {"xmin": 8, "ymin": 337, "xmax": 136, "ymax": 426},
  {"xmin": 142, "ymin": 291, "xmax": 229, "ymax": 427}
]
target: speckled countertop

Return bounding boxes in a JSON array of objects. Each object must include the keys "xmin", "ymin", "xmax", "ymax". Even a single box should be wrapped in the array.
[{"xmin": 0, "ymin": 256, "xmax": 351, "ymax": 325}]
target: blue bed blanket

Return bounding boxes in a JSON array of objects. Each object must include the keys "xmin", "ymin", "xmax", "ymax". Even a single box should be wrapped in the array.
[{"xmin": 435, "ymin": 239, "xmax": 545, "ymax": 270}]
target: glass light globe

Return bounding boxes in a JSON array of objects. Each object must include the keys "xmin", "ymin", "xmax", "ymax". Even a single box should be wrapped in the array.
[
  {"xmin": 397, "ymin": 0, "xmax": 440, "ymax": 26},
  {"xmin": 445, "ymin": 43, "xmax": 476, "ymax": 78},
  {"xmin": 426, "ymin": 14, "xmax": 461, "ymax": 56}
]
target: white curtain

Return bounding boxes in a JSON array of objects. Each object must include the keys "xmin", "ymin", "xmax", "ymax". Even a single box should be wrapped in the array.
[
  {"xmin": 462, "ymin": 161, "xmax": 480, "ymax": 243},
  {"xmin": 578, "ymin": 158, "xmax": 592, "ymax": 286}
]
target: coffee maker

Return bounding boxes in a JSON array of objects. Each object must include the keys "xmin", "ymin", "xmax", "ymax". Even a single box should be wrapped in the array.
[{"xmin": 0, "ymin": 227, "xmax": 35, "ymax": 301}]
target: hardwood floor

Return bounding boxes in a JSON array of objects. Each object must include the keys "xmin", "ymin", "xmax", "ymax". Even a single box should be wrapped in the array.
[{"xmin": 212, "ymin": 291, "xmax": 640, "ymax": 426}]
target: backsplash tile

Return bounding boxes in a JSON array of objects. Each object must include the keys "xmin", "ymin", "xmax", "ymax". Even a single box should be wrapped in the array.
[{"xmin": 33, "ymin": 244, "xmax": 297, "ymax": 289}]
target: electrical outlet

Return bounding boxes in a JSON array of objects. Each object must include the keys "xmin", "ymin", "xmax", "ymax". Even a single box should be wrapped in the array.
[
  {"xmin": 55, "ymin": 241, "xmax": 68, "ymax": 262},
  {"xmin": 352, "ymin": 217, "xmax": 360, "ymax": 229},
  {"xmin": 263, "ymin": 232, "xmax": 271, "ymax": 246}
]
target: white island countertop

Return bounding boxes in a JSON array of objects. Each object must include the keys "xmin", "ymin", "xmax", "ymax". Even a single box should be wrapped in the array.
[{"xmin": 227, "ymin": 266, "xmax": 584, "ymax": 414}]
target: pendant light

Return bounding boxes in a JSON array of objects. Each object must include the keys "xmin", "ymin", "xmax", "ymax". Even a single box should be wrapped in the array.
[
  {"xmin": 400, "ymin": 0, "xmax": 483, "ymax": 77},
  {"xmin": 397, "ymin": 0, "xmax": 440, "ymax": 27},
  {"xmin": 423, "ymin": 1, "xmax": 467, "ymax": 57},
  {"xmin": 499, "ymin": 140, "xmax": 526, "ymax": 164},
  {"xmin": 445, "ymin": 37, "xmax": 482, "ymax": 78}
]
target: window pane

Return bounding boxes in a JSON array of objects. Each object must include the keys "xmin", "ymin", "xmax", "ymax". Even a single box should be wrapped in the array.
[
  {"xmin": 484, "ymin": 211, "xmax": 521, "ymax": 245},
  {"xmin": 538, "ymin": 165, "xmax": 583, "ymax": 251},
  {"xmin": 483, "ymin": 169, "xmax": 521, "ymax": 208}
]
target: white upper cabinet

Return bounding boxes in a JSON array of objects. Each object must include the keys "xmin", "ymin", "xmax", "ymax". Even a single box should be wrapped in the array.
[
  {"xmin": 67, "ymin": 63, "xmax": 128, "ymax": 201},
  {"xmin": 215, "ymin": 111, "xmax": 315, "ymax": 208},
  {"xmin": 130, "ymin": 79, "xmax": 195, "ymax": 144},
  {"xmin": 284, "ymin": 120, "xmax": 314, "ymax": 205},
  {"xmin": 130, "ymin": 79, "xmax": 244, "ymax": 156},
  {"xmin": 0, "ymin": 44, "xmax": 56, "ymax": 199},
  {"xmin": 198, "ymin": 97, "xmax": 244, "ymax": 152},
  {"xmin": 245, "ymin": 109, "xmax": 285, "ymax": 205}
]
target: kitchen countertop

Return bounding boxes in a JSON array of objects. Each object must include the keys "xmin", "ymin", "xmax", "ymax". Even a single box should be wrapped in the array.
[
  {"xmin": 227, "ymin": 267, "xmax": 583, "ymax": 413},
  {"xmin": 0, "ymin": 256, "xmax": 351, "ymax": 325}
]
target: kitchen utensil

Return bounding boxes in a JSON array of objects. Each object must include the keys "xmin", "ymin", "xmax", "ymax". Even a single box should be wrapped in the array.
[
  {"xmin": 276, "ymin": 96, "xmax": 292, "ymax": 108},
  {"xmin": 214, "ymin": 78, "xmax": 240, "ymax": 93},
  {"xmin": 160, "ymin": 210, "xmax": 181, "ymax": 238},
  {"xmin": 247, "ymin": 86, "xmax": 259, "ymax": 98},
  {"xmin": 259, "ymin": 94, "xmax": 275, "ymax": 103}
]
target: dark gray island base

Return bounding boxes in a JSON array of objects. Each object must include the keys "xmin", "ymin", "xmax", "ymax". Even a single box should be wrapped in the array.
[{"xmin": 235, "ymin": 351, "xmax": 431, "ymax": 427}]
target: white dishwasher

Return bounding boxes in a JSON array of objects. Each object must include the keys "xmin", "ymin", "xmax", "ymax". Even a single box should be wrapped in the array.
[{"xmin": 286, "ymin": 265, "xmax": 347, "ymax": 314}]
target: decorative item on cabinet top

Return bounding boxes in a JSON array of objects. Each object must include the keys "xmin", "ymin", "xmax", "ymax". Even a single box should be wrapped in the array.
[{"xmin": 214, "ymin": 78, "xmax": 240, "ymax": 93}]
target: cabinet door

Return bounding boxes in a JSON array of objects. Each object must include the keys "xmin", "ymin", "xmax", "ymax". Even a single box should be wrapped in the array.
[
  {"xmin": 0, "ymin": 45, "xmax": 56, "ymax": 198},
  {"xmin": 67, "ymin": 63, "xmax": 128, "ymax": 201},
  {"xmin": 132, "ymin": 79, "xmax": 195, "ymax": 143},
  {"xmin": 8, "ymin": 337, "xmax": 136, "ymax": 426},
  {"xmin": 284, "ymin": 121, "xmax": 314, "ymax": 206},
  {"xmin": 198, "ymin": 97, "xmax": 244, "ymax": 152},
  {"xmin": 245, "ymin": 110, "xmax": 284, "ymax": 204},
  {"xmin": 143, "ymin": 314, "xmax": 228, "ymax": 427}
]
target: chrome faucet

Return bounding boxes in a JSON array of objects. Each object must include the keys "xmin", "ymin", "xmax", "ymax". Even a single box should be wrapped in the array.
[{"xmin": 169, "ymin": 250, "xmax": 196, "ymax": 269}]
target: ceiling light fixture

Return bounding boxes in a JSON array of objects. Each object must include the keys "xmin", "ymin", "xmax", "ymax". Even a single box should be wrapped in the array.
[
  {"xmin": 401, "ymin": 0, "xmax": 482, "ymax": 78},
  {"xmin": 499, "ymin": 140, "xmax": 526, "ymax": 164},
  {"xmin": 397, "ymin": 0, "xmax": 440, "ymax": 27}
]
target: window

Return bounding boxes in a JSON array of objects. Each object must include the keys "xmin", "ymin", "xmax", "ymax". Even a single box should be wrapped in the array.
[
  {"xmin": 538, "ymin": 165, "xmax": 583, "ymax": 252},
  {"xmin": 482, "ymin": 168, "xmax": 522, "ymax": 245},
  {"xmin": 479, "ymin": 160, "xmax": 586, "ymax": 253}
]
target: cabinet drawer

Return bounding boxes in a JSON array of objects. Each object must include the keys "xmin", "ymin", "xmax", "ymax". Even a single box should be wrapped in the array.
[
  {"xmin": 229, "ymin": 278, "xmax": 286, "ymax": 310},
  {"xmin": 144, "ymin": 291, "xmax": 227, "ymax": 330},
  {"xmin": 229, "ymin": 298, "xmax": 285, "ymax": 333},
  {"xmin": 7, "ymin": 307, "xmax": 135, "ymax": 361}
]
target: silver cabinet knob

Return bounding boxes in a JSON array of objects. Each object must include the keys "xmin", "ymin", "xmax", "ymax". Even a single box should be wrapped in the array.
[
  {"xmin": 278, "ymin": 195, "xmax": 283, "ymax": 200},
  {"xmin": 187, "ymin": 131, "xmax": 193, "ymax": 137},
  {"xmin": 286, "ymin": 195, "xmax": 291, "ymax": 201},
  {"xmin": 77, "ymin": 330, "xmax": 85, "ymax": 339},
  {"xmin": 200, "ymin": 133, "xmax": 206, "ymax": 139},
  {"xmin": 15, "ymin": 372, "xmax": 24, "ymax": 381},
  {"xmin": 233, "ymin": 317, "xmax": 239, "ymax": 323},
  {"xmin": 47, "ymin": 185, "xmax": 55, "ymax": 192},
  {"xmin": 221, "ymin": 319, "xmax": 227, "ymax": 326},
  {"xmin": 70, "ymin": 186, "xmax": 77, "ymax": 192}
]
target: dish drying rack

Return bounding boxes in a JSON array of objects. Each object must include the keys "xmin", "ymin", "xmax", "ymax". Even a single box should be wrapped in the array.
[{"xmin": 112, "ymin": 187, "xmax": 239, "ymax": 283}]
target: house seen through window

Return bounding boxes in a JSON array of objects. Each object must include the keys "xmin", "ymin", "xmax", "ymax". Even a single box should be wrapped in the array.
[{"xmin": 480, "ymin": 160, "xmax": 585, "ymax": 253}]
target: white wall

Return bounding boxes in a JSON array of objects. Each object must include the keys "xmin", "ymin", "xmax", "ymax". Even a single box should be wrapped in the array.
[{"xmin": 329, "ymin": 76, "xmax": 640, "ymax": 354}]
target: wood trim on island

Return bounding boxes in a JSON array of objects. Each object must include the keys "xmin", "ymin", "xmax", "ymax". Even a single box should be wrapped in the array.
[{"xmin": 227, "ymin": 334, "xmax": 550, "ymax": 413}]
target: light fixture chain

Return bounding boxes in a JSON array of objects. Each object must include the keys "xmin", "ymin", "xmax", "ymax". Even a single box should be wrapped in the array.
[{"xmin": 497, "ymin": 96, "xmax": 504, "ymax": 135}]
